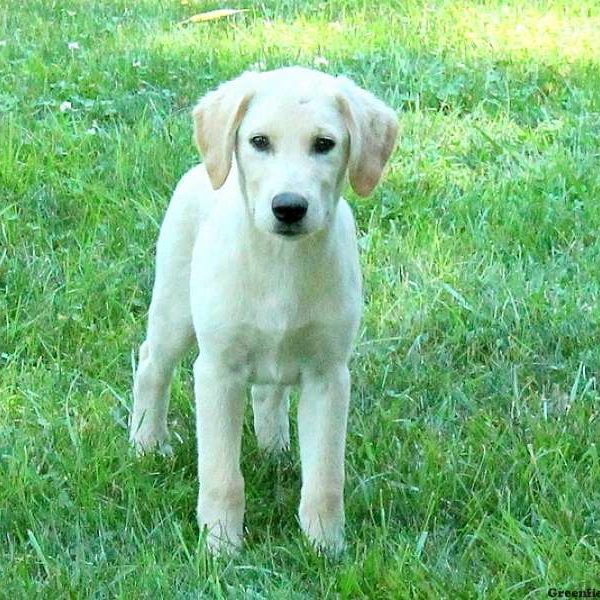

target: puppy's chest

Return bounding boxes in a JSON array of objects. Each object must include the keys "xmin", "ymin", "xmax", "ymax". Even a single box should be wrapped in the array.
[
  {"xmin": 199, "ymin": 301, "xmax": 349, "ymax": 384},
  {"xmin": 191, "ymin": 251, "xmax": 360, "ymax": 384},
  {"xmin": 215, "ymin": 321, "xmax": 336, "ymax": 384}
]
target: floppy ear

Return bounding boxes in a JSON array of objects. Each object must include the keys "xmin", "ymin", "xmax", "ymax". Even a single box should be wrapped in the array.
[
  {"xmin": 336, "ymin": 77, "xmax": 398, "ymax": 197},
  {"xmin": 192, "ymin": 72, "xmax": 258, "ymax": 190}
]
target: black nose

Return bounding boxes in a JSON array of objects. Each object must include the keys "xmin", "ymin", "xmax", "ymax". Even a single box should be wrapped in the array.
[{"xmin": 272, "ymin": 193, "xmax": 308, "ymax": 224}]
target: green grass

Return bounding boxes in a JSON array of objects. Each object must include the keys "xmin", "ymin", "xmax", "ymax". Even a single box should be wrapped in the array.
[{"xmin": 2, "ymin": 0, "xmax": 600, "ymax": 596}]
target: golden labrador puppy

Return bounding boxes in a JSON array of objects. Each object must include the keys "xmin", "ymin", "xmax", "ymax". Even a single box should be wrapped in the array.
[{"xmin": 130, "ymin": 67, "xmax": 397, "ymax": 553}]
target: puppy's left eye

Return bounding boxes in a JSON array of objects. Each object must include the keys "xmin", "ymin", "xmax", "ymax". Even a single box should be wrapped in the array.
[{"xmin": 313, "ymin": 137, "xmax": 336, "ymax": 154}]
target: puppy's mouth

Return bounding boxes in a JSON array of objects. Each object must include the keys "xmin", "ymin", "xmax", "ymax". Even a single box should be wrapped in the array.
[{"xmin": 273, "ymin": 225, "xmax": 307, "ymax": 238}]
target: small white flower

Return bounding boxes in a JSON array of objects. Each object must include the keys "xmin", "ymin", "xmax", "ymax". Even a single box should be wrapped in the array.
[
  {"xmin": 66, "ymin": 10, "xmax": 76, "ymax": 17},
  {"xmin": 132, "ymin": 59, "xmax": 142, "ymax": 68},
  {"xmin": 0, "ymin": 40, "xmax": 7, "ymax": 47},
  {"xmin": 59, "ymin": 101, "xmax": 72, "ymax": 112},
  {"xmin": 68, "ymin": 41, "xmax": 80, "ymax": 51},
  {"xmin": 249, "ymin": 61, "xmax": 267, "ymax": 71},
  {"xmin": 313, "ymin": 55, "xmax": 329, "ymax": 67},
  {"xmin": 85, "ymin": 120, "xmax": 99, "ymax": 135}
]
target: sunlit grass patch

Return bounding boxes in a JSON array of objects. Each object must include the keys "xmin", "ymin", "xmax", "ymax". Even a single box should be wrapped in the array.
[{"xmin": 455, "ymin": 5, "xmax": 600, "ymax": 63}]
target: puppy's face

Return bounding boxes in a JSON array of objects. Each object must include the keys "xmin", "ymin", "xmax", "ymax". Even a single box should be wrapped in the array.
[
  {"xmin": 236, "ymin": 90, "xmax": 349, "ymax": 238},
  {"xmin": 193, "ymin": 67, "xmax": 398, "ymax": 239}
]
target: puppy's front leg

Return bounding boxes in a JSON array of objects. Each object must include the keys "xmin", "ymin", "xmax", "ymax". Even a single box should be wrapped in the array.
[
  {"xmin": 298, "ymin": 365, "xmax": 350, "ymax": 554},
  {"xmin": 193, "ymin": 357, "xmax": 246, "ymax": 552}
]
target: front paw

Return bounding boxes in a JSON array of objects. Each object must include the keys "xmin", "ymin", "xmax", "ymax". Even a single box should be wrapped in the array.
[
  {"xmin": 198, "ymin": 484, "xmax": 244, "ymax": 554},
  {"xmin": 299, "ymin": 492, "xmax": 345, "ymax": 555},
  {"xmin": 201, "ymin": 523, "xmax": 243, "ymax": 555}
]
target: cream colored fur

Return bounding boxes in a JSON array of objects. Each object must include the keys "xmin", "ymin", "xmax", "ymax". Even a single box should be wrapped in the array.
[{"xmin": 130, "ymin": 67, "xmax": 397, "ymax": 553}]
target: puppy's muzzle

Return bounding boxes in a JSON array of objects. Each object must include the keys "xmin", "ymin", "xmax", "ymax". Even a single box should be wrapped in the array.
[{"xmin": 272, "ymin": 193, "xmax": 308, "ymax": 226}]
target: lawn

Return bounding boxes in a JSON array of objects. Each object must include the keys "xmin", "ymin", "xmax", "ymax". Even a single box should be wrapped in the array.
[{"xmin": 1, "ymin": 0, "xmax": 600, "ymax": 597}]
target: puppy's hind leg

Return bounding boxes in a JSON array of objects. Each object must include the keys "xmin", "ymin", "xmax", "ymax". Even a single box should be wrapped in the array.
[
  {"xmin": 131, "ymin": 306, "xmax": 194, "ymax": 454},
  {"xmin": 130, "ymin": 186, "xmax": 198, "ymax": 454},
  {"xmin": 251, "ymin": 385, "xmax": 290, "ymax": 453}
]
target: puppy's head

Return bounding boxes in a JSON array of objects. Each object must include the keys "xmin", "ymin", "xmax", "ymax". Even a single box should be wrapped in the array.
[{"xmin": 193, "ymin": 67, "xmax": 397, "ymax": 238}]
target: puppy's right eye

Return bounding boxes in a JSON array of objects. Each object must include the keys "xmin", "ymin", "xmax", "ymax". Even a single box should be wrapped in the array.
[{"xmin": 250, "ymin": 135, "xmax": 270, "ymax": 151}]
